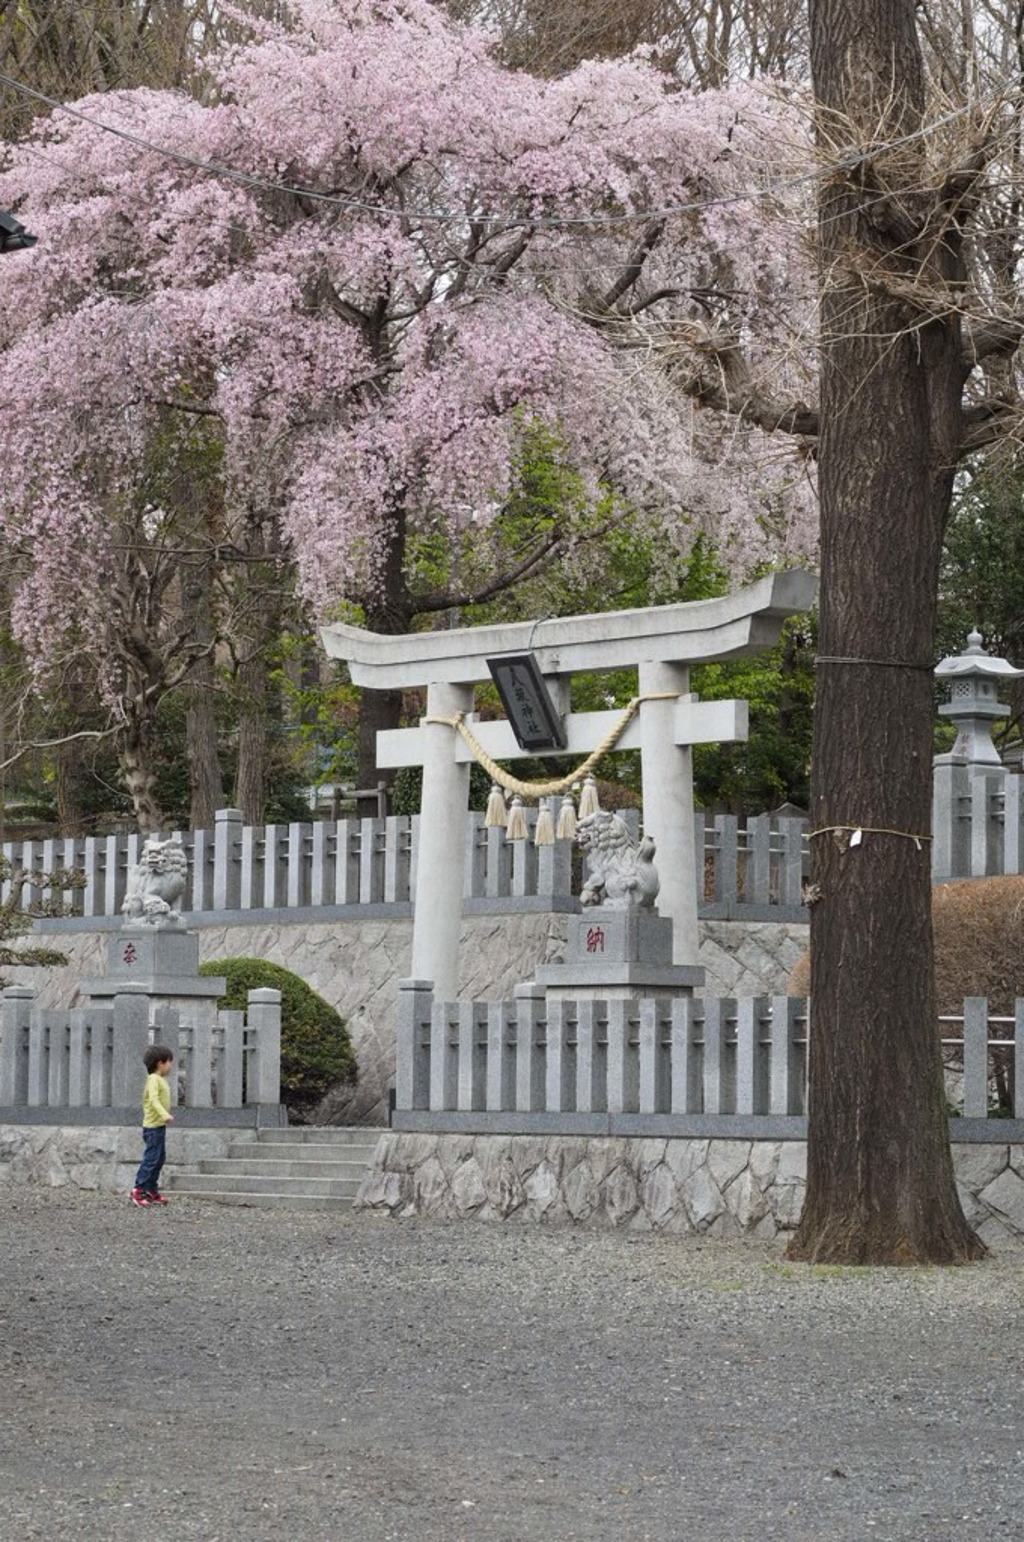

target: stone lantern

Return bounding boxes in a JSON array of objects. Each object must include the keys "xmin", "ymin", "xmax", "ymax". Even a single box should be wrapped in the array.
[
  {"xmin": 932, "ymin": 630, "xmax": 1024, "ymax": 879},
  {"xmin": 934, "ymin": 629, "xmax": 1024, "ymax": 773}
]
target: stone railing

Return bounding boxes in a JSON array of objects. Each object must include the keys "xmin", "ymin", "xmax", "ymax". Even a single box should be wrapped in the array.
[
  {"xmin": 3, "ymin": 807, "xmax": 810, "ymax": 923},
  {"xmin": 0, "ymin": 984, "xmax": 282, "ymax": 1119},
  {"xmin": 699, "ymin": 813, "xmax": 807, "ymax": 919},
  {"xmin": 11, "ymin": 762, "xmax": 1024, "ymax": 924},
  {"xmin": 392, "ymin": 985, "xmax": 1024, "ymax": 1138},
  {"xmin": 932, "ymin": 763, "xmax": 1024, "ymax": 880},
  {"xmin": 393, "ymin": 983, "xmax": 809, "ymax": 1138}
]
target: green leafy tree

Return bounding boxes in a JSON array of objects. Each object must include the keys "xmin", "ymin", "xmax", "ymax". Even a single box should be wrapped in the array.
[
  {"xmin": 937, "ymin": 464, "xmax": 1024, "ymax": 746},
  {"xmin": 692, "ymin": 617, "xmax": 816, "ymax": 812}
]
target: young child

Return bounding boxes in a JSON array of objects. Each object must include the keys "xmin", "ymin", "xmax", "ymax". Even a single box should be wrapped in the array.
[{"xmin": 130, "ymin": 1044, "xmax": 175, "ymax": 1208}]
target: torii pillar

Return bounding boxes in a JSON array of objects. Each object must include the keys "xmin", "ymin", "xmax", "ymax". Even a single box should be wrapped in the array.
[{"xmin": 322, "ymin": 570, "xmax": 817, "ymax": 1001}]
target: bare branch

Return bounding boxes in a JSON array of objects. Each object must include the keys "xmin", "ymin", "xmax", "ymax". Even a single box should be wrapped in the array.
[
  {"xmin": 959, "ymin": 397, "xmax": 1021, "ymax": 453},
  {"xmin": 488, "ymin": 228, "xmax": 534, "ymax": 281},
  {"xmin": 413, "ymin": 513, "xmax": 622, "ymax": 615},
  {"xmin": 674, "ymin": 332, "xmax": 820, "ymax": 438},
  {"xmin": 623, "ymin": 287, "xmax": 684, "ymax": 317},
  {"xmin": 593, "ymin": 219, "xmax": 665, "ymax": 315},
  {"xmin": 150, "ymin": 396, "xmax": 225, "ymax": 420},
  {"xmin": 413, "ymin": 529, "xmax": 568, "ymax": 614},
  {"xmin": 962, "ymin": 316, "xmax": 1024, "ymax": 368},
  {"xmin": 0, "ymin": 725, "xmax": 120, "ymax": 775}
]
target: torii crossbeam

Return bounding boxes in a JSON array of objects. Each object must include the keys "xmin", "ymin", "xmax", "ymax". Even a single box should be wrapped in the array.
[{"xmin": 322, "ymin": 569, "xmax": 817, "ymax": 999}]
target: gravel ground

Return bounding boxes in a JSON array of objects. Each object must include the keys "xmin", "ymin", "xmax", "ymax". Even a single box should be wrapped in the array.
[{"xmin": 2, "ymin": 1192, "xmax": 1024, "ymax": 1542}]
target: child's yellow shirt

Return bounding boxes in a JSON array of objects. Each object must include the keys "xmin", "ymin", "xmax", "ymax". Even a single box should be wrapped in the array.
[{"xmin": 142, "ymin": 1072, "xmax": 171, "ymax": 1128}]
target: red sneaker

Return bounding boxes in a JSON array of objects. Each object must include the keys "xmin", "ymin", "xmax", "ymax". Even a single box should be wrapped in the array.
[
  {"xmin": 129, "ymin": 1188, "xmax": 150, "ymax": 1207},
  {"xmin": 146, "ymin": 1191, "xmax": 169, "ymax": 1205}
]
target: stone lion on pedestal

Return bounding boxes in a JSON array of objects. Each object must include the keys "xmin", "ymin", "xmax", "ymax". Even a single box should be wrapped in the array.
[
  {"xmin": 576, "ymin": 810, "xmax": 659, "ymax": 910},
  {"xmin": 121, "ymin": 836, "xmax": 189, "ymax": 927}
]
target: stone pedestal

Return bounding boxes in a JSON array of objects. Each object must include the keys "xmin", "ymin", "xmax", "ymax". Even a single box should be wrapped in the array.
[
  {"xmin": 79, "ymin": 929, "xmax": 226, "ymax": 1024},
  {"xmin": 533, "ymin": 905, "xmax": 704, "ymax": 1001}
]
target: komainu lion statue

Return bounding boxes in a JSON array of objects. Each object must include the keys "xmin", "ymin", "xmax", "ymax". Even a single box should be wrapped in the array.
[
  {"xmin": 576, "ymin": 810, "xmax": 659, "ymax": 910},
  {"xmin": 121, "ymin": 836, "xmax": 189, "ymax": 927}
]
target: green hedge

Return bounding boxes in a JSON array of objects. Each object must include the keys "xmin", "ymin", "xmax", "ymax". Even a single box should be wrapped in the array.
[{"xmin": 198, "ymin": 957, "xmax": 356, "ymax": 1116}]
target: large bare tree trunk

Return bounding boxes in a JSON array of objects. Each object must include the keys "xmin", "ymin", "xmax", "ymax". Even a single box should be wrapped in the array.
[
  {"xmin": 181, "ymin": 556, "xmax": 224, "ymax": 829},
  {"xmin": 788, "ymin": 0, "xmax": 982, "ymax": 1263},
  {"xmin": 56, "ymin": 736, "xmax": 88, "ymax": 834},
  {"xmin": 228, "ymin": 504, "xmax": 286, "ymax": 826},
  {"xmin": 186, "ymin": 680, "xmax": 222, "ymax": 828},
  {"xmin": 233, "ymin": 647, "xmax": 267, "ymax": 825},
  {"xmin": 119, "ymin": 722, "xmax": 166, "ymax": 834},
  {"xmin": 354, "ymin": 674, "xmax": 402, "ymax": 813},
  {"xmin": 354, "ymin": 500, "xmax": 413, "ymax": 812}
]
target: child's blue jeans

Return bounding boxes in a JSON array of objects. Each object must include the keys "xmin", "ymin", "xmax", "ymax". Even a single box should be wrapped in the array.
[{"xmin": 134, "ymin": 1126, "xmax": 167, "ymax": 1193}]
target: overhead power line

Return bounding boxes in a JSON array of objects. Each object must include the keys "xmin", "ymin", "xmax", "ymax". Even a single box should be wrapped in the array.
[{"xmin": 0, "ymin": 68, "xmax": 1012, "ymax": 232}]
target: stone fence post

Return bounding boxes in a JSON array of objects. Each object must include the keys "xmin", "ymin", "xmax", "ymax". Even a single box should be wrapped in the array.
[
  {"xmin": 246, "ymin": 987, "xmax": 281, "ymax": 1105},
  {"xmin": 110, "ymin": 993, "xmax": 152, "ymax": 1109},
  {"xmin": 0, "ymin": 985, "xmax": 35, "ymax": 1105},
  {"xmin": 213, "ymin": 807, "xmax": 243, "ymax": 911},
  {"xmin": 395, "ymin": 979, "xmax": 433, "ymax": 1111}
]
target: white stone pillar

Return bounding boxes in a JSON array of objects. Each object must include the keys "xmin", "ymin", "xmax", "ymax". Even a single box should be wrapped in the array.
[
  {"xmin": 638, "ymin": 659, "xmax": 698, "ymax": 965},
  {"xmin": 410, "ymin": 681, "xmax": 474, "ymax": 1000},
  {"xmin": 247, "ymin": 987, "xmax": 282, "ymax": 1107}
]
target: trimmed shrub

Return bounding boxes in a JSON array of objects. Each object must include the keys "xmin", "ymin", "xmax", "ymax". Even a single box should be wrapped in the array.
[{"xmin": 198, "ymin": 957, "xmax": 356, "ymax": 1118}]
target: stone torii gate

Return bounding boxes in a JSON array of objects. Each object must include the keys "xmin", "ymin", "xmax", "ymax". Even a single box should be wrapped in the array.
[{"xmin": 321, "ymin": 569, "xmax": 816, "ymax": 1001}]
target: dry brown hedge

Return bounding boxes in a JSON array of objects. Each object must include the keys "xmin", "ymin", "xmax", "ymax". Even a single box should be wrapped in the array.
[{"xmin": 788, "ymin": 875, "xmax": 1024, "ymax": 1013}]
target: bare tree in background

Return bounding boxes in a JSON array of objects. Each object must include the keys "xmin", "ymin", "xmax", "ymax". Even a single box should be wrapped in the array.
[
  {"xmin": 0, "ymin": 1, "xmax": 226, "ymax": 135},
  {"xmin": 444, "ymin": 0, "xmax": 807, "ymax": 83}
]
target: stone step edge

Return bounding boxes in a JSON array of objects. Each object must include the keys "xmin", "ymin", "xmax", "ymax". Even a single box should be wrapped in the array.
[
  {"xmin": 202, "ymin": 1160, "xmax": 371, "ymax": 1177},
  {"xmin": 231, "ymin": 1147, "xmax": 379, "ymax": 1159},
  {"xmin": 161, "ymin": 1190, "xmax": 355, "ymax": 1209},
  {"xmin": 167, "ymin": 1173, "xmax": 361, "ymax": 1190},
  {"xmin": 256, "ymin": 1128, "xmax": 388, "ymax": 1141}
]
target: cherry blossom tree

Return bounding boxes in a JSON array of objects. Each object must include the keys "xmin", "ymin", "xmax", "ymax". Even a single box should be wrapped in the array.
[{"xmin": 0, "ymin": 0, "xmax": 815, "ymax": 803}]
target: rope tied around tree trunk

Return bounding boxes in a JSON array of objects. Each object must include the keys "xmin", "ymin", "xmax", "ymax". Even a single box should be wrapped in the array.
[
  {"xmin": 422, "ymin": 692, "xmax": 678, "ymax": 801},
  {"xmin": 814, "ymin": 655, "xmax": 935, "ymax": 672},
  {"xmin": 808, "ymin": 824, "xmax": 934, "ymax": 851}
]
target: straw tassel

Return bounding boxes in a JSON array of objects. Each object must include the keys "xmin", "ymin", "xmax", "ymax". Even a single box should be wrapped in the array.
[
  {"xmin": 505, "ymin": 794, "xmax": 528, "ymax": 841},
  {"xmin": 578, "ymin": 774, "xmax": 600, "ymax": 819},
  {"xmin": 556, "ymin": 793, "xmax": 577, "ymax": 841},
  {"xmin": 533, "ymin": 800, "xmax": 555, "ymax": 846},
  {"xmin": 484, "ymin": 782, "xmax": 508, "ymax": 828}
]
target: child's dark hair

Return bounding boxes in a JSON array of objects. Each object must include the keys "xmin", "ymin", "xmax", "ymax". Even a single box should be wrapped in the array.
[{"xmin": 144, "ymin": 1044, "xmax": 174, "ymax": 1073}]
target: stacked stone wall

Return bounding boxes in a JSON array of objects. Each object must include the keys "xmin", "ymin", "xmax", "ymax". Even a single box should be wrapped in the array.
[
  {"xmin": 7, "ymin": 1122, "xmax": 1024, "ymax": 1252},
  {"xmin": 0, "ymin": 1125, "xmax": 252, "ymax": 1193},
  {"xmin": 356, "ymin": 1132, "xmax": 1024, "ymax": 1251}
]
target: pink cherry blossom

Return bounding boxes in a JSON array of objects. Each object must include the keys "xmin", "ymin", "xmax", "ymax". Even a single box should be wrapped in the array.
[{"xmin": 0, "ymin": 0, "xmax": 817, "ymax": 691}]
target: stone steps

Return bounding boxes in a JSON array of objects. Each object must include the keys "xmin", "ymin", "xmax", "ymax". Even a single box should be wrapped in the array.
[
  {"xmin": 199, "ymin": 1157, "xmax": 372, "ymax": 1181},
  {"xmin": 165, "ymin": 1126, "xmax": 384, "ymax": 1210},
  {"xmin": 224, "ymin": 1140, "xmax": 378, "ymax": 1165},
  {"xmin": 255, "ymin": 1128, "xmax": 380, "ymax": 1147}
]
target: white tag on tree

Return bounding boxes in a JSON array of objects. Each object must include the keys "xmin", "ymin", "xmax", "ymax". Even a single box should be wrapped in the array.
[{"xmin": 849, "ymin": 828, "xmax": 863, "ymax": 847}]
